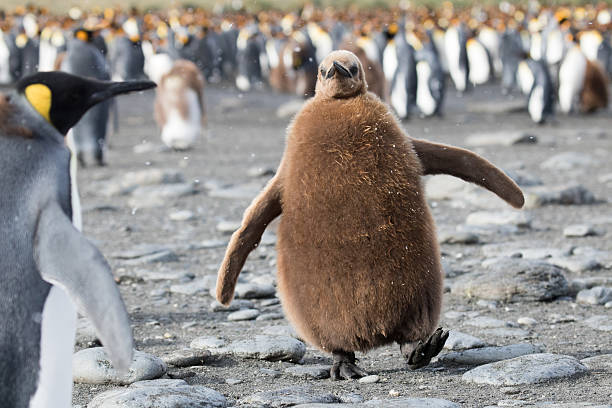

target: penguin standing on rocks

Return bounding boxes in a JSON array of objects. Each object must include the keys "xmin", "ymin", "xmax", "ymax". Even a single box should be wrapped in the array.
[
  {"xmin": 517, "ymin": 58, "xmax": 555, "ymax": 123},
  {"xmin": 61, "ymin": 28, "xmax": 112, "ymax": 166},
  {"xmin": 444, "ymin": 21, "xmax": 469, "ymax": 94},
  {"xmin": 154, "ymin": 59, "xmax": 206, "ymax": 150},
  {"xmin": 216, "ymin": 50, "xmax": 525, "ymax": 379},
  {"xmin": 0, "ymin": 71, "xmax": 154, "ymax": 407}
]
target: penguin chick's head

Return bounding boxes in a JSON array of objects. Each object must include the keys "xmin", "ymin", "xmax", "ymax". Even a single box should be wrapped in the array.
[
  {"xmin": 15, "ymin": 71, "xmax": 156, "ymax": 135},
  {"xmin": 315, "ymin": 50, "xmax": 367, "ymax": 99}
]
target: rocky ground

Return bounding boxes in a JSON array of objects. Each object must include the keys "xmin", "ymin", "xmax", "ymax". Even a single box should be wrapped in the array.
[{"xmin": 70, "ymin": 82, "xmax": 612, "ymax": 408}]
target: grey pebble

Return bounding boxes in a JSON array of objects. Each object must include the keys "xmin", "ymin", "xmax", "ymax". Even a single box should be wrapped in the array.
[
  {"xmin": 358, "ymin": 375, "xmax": 380, "ymax": 384},
  {"xmin": 580, "ymin": 354, "xmax": 612, "ymax": 371},
  {"xmin": 284, "ymin": 365, "xmax": 331, "ymax": 380},
  {"xmin": 440, "ymin": 343, "xmax": 542, "ymax": 365},
  {"xmin": 210, "ymin": 299, "xmax": 255, "ymax": 312},
  {"xmin": 443, "ymin": 330, "xmax": 486, "ymax": 351},
  {"xmin": 256, "ymin": 312, "xmax": 285, "ymax": 321},
  {"xmin": 73, "ymin": 348, "xmax": 166, "ymax": 385},
  {"xmin": 161, "ymin": 348, "xmax": 210, "ymax": 367},
  {"xmin": 462, "ymin": 353, "xmax": 588, "ymax": 385},
  {"xmin": 169, "ymin": 210, "xmax": 196, "ymax": 221},
  {"xmin": 576, "ymin": 287, "xmax": 612, "ymax": 305},
  {"xmin": 584, "ymin": 315, "xmax": 612, "ymax": 331},
  {"xmin": 88, "ymin": 379, "xmax": 227, "ymax": 408},
  {"xmin": 225, "ymin": 378, "xmax": 243, "ymax": 385},
  {"xmin": 245, "ymin": 386, "xmax": 340, "ymax": 407},
  {"xmin": 234, "ymin": 282, "xmax": 276, "ymax": 299},
  {"xmin": 227, "ymin": 308, "xmax": 260, "ymax": 321}
]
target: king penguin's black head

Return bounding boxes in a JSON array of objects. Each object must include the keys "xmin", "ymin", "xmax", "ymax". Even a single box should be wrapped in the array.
[{"xmin": 15, "ymin": 71, "xmax": 156, "ymax": 135}]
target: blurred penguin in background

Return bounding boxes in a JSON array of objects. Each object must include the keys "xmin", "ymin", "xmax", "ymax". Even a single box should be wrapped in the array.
[
  {"xmin": 61, "ymin": 28, "xmax": 112, "ymax": 166},
  {"xmin": 383, "ymin": 22, "xmax": 418, "ymax": 119},
  {"xmin": 110, "ymin": 17, "xmax": 146, "ymax": 81},
  {"xmin": 154, "ymin": 59, "xmax": 206, "ymax": 150},
  {"xmin": 517, "ymin": 58, "xmax": 555, "ymax": 123}
]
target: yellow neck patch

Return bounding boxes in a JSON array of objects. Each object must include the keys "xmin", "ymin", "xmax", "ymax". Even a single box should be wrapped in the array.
[{"xmin": 24, "ymin": 84, "xmax": 52, "ymax": 123}]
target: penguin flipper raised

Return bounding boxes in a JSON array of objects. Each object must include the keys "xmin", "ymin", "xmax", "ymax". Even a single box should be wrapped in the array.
[
  {"xmin": 33, "ymin": 202, "xmax": 133, "ymax": 372},
  {"xmin": 216, "ymin": 176, "xmax": 283, "ymax": 306},
  {"xmin": 410, "ymin": 138, "xmax": 524, "ymax": 208}
]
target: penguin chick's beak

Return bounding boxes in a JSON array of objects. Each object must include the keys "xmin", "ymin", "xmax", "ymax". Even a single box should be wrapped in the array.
[
  {"xmin": 332, "ymin": 61, "xmax": 352, "ymax": 78},
  {"xmin": 89, "ymin": 80, "xmax": 156, "ymax": 106}
]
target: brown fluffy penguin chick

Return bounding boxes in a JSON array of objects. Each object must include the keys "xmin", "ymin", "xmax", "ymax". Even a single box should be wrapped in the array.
[
  {"xmin": 216, "ymin": 50, "xmax": 524, "ymax": 380},
  {"xmin": 154, "ymin": 59, "xmax": 206, "ymax": 150},
  {"xmin": 581, "ymin": 60, "xmax": 609, "ymax": 113}
]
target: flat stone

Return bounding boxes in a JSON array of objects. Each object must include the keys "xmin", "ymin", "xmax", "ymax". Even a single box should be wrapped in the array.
[
  {"xmin": 524, "ymin": 185, "xmax": 597, "ymax": 208},
  {"xmin": 504, "ymin": 170, "xmax": 543, "ymax": 187},
  {"xmin": 169, "ymin": 210, "xmax": 196, "ymax": 221},
  {"xmin": 199, "ymin": 239, "xmax": 228, "ymax": 249},
  {"xmin": 161, "ymin": 349, "xmax": 210, "ymax": 367},
  {"xmin": 564, "ymin": 224, "xmax": 599, "ymax": 237},
  {"xmin": 227, "ymin": 308, "xmax": 260, "ymax": 321},
  {"xmin": 216, "ymin": 220, "xmax": 241, "ymax": 234},
  {"xmin": 466, "ymin": 211, "xmax": 532, "ymax": 228},
  {"xmin": 256, "ymin": 312, "xmax": 285, "ymax": 321},
  {"xmin": 284, "ymin": 365, "xmax": 331, "ymax": 379},
  {"xmin": 443, "ymin": 330, "xmax": 486, "ymax": 350},
  {"xmin": 425, "ymin": 175, "xmax": 469, "ymax": 201},
  {"xmin": 362, "ymin": 398, "xmax": 461, "ymax": 407},
  {"xmin": 547, "ymin": 257, "xmax": 602, "ymax": 274},
  {"xmin": 190, "ymin": 336, "xmax": 228, "ymax": 350},
  {"xmin": 517, "ymin": 317, "xmax": 538, "ymax": 327},
  {"xmin": 128, "ymin": 184, "xmax": 197, "ymax": 208},
  {"xmin": 451, "ymin": 259, "xmax": 569, "ymax": 302},
  {"xmin": 540, "ymin": 152, "xmax": 596, "ymax": 170},
  {"xmin": 440, "ymin": 343, "xmax": 542, "ymax": 365},
  {"xmin": 119, "ymin": 268, "xmax": 193, "ymax": 282},
  {"xmin": 576, "ymin": 287, "xmax": 612, "ymax": 305},
  {"xmin": 88, "ymin": 379, "xmax": 226, "ymax": 407},
  {"xmin": 358, "ymin": 374, "xmax": 380, "ymax": 384},
  {"xmin": 234, "ymin": 282, "xmax": 276, "ymax": 299},
  {"xmin": 219, "ymin": 335, "xmax": 306, "ymax": 362},
  {"xmin": 580, "ymin": 354, "xmax": 612, "ymax": 371},
  {"xmin": 73, "ymin": 348, "xmax": 166, "ymax": 385},
  {"xmin": 210, "ymin": 299, "xmax": 255, "ymax": 312},
  {"xmin": 463, "ymin": 353, "xmax": 588, "ymax": 386},
  {"xmin": 570, "ymin": 277, "xmax": 612, "ymax": 293},
  {"xmin": 245, "ymin": 386, "xmax": 340, "ymax": 407},
  {"xmin": 584, "ymin": 315, "xmax": 612, "ymax": 331},
  {"xmin": 466, "ymin": 131, "xmax": 537, "ymax": 147},
  {"xmin": 465, "ymin": 316, "xmax": 510, "ymax": 328}
]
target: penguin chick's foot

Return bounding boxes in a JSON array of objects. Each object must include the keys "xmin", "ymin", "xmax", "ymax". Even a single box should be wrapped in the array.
[
  {"xmin": 401, "ymin": 327, "xmax": 449, "ymax": 370},
  {"xmin": 330, "ymin": 351, "xmax": 368, "ymax": 380}
]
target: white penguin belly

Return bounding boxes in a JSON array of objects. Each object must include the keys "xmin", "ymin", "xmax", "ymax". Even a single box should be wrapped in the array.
[
  {"xmin": 161, "ymin": 89, "xmax": 202, "ymax": 150},
  {"xmin": 0, "ymin": 37, "xmax": 10, "ymax": 83},
  {"xmin": 416, "ymin": 61, "xmax": 436, "ymax": 116},
  {"xmin": 559, "ymin": 47, "xmax": 587, "ymax": 113},
  {"xmin": 528, "ymin": 85, "xmax": 544, "ymax": 123},
  {"xmin": 382, "ymin": 42, "xmax": 398, "ymax": 82},
  {"xmin": 29, "ymin": 286, "xmax": 77, "ymax": 408},
  {"xmin": 390, "ymin": 72, "xmax": 408, "ymax": 118},
  {"xmin": 467, "ymin": 40, "xmax": 491, "ymax": 85}
]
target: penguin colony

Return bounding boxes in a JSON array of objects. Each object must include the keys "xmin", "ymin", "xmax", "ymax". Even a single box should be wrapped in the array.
[
  {"xmin": 216, "ymin": 50, "xmax": 525, "ymax": 379},
  {"xmin": 0, "ymin": 1, "xmax": 607, "ymax": 406},
  {"xmin": 0, "ymin": 2, "xmax": 611, "ymax": 126}
]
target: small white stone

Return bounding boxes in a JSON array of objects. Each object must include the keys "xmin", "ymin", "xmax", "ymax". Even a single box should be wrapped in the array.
[
  {"xmin": 169, "ymin": 210, "xmax": 195, "ymax": 221},
  {"xmin": 517, "ymin": 317, "xmax": 538, "ymax": 327},
  {"xmin": 227, "ymin": 308, "xmax": 260, "ymax": 321},
  {"xmin": 358, "ymin": 375, "xmax": 380, "ymax": 384},
  {"xmin": 388, "ymin": 389, "xmax": 400, "ymax": 397}
]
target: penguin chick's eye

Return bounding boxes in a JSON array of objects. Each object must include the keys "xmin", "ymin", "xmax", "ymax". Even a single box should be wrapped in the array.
[
  {"xmin": 350, "ymin": 65, "xmax": 358, "ymax": 75},
  {"xmin": 320, "ymin": 67, "xmax": 326, "ymax": 76}
]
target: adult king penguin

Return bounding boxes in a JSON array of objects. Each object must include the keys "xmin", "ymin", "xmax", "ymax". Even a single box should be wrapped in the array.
[
  {"xmin": 0, "ymin": 71, "xmax": 155, "ymax": 408},
  {"xmin": 216, "ymin": 50, "xmax": 524, "ymax": 380}
]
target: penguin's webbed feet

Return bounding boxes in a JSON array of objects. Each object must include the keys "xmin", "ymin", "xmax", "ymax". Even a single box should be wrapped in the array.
[
  {"xmin": 330, "ymin": 351, "xmax": 368, "ymax": 380},
  {"xmin": 402, "ymin": 327, "xmax": 449, "ymax": 370}
]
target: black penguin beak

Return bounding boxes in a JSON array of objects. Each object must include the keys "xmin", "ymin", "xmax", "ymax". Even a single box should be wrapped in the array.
[
  {"xmin": 332, "ymin": 61, "xmax": 352, "ymax": 78},
  {"xmin": 89, "ymin": 80, "xmax": 156, "ymax": 106}
]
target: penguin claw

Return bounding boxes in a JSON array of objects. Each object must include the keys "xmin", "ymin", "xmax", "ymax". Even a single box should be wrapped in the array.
[
  {"xmin": 330, "ymin": 351, "xmax": 368, "ymax": 380},
  {"xmin": 404, "ymin": 327, "xmax": 449, "ymax": 370}
]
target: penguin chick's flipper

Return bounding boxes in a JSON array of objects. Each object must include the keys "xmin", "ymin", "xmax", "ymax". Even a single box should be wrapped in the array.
[
  {"xmin": 33, "ymin": 202, "xmax": 133, "ymax": 372},
  {"xmin": 330, "ymin": 351, "xmax": 368, "ymax": 380},
  {"xmin": 410, "ymin": 138, "xmax": 525, "ymax": 208},
  {"xmin": 401, "ymin": 328, "xmax": 449, "ymax": 370},
  {"xmin": 216, "ymin": 176, "xmax": 283, "ymax": 306}
]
